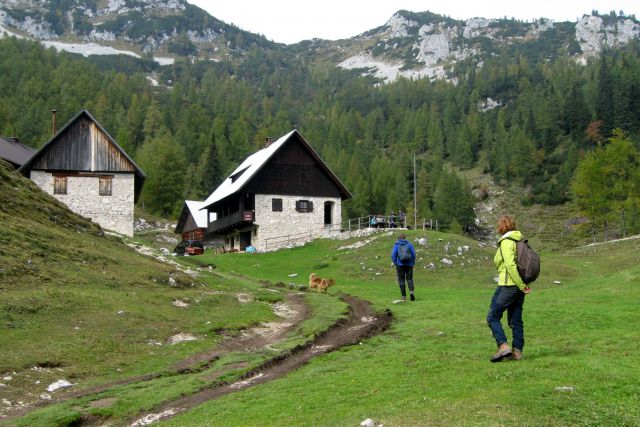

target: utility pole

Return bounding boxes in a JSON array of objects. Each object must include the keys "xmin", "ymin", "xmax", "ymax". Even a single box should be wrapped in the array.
[{"xmin": 413, "ymin": 153, "xmax": 417, "ymax": 229}]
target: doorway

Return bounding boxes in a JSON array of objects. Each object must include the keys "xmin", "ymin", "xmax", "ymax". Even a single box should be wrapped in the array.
[
  {"xmin": 324, "ymin": 201, "xmax": 334, "ymax": 225},
  {"xmin": 239, "ymin": 231, "xmax": 252, "ymax": 251}
]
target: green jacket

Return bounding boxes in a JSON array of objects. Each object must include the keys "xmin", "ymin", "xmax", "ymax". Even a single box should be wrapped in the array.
[{"xmin": 494, "ymin": 230, "xmax": 526, "ymax": 291}]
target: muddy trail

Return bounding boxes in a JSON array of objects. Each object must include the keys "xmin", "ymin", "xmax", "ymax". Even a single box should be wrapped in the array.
[
  {"xmin": 2, "ymin": 292, "xmax": 309, "ymax": 423},
  {"xmin": 125, "ymin": 294, "xmax": 392, "ymax": 426},
  {"xmin": 6, "ymin": 293, "xmax": 391, "ymax": 426}
]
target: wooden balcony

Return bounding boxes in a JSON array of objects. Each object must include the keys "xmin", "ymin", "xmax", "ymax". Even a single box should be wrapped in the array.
[{"xmin": 208, "ymin": 210, "xmax": 254, "ymax": 233}]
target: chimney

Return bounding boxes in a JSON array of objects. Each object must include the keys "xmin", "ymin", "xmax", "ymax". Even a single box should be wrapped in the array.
[
  {"xmin": 51, "ymin": 109, "xmax": 57, "ymax": 136},
  {"xmin": 265, "ymin": 136, "xmax": 274, "ymax": 147}
]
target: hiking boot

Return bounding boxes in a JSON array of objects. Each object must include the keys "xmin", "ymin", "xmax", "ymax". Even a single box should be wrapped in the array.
[
  {"xmin": 410, "ymin": 294, "xmax": 415, "ymax": 301},
  {"xmin": 490, "ymin": 346, "xmax": 512, "ymax": 363},
  {"xmin": 510, "ymin": 349, "xmax": 523, "ymax": 361}
]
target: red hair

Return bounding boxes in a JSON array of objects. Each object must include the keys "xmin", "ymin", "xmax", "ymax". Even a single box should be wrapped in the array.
[{"xmin": 497, "ymin": 215, "xmax": 516, "ymax": 235}]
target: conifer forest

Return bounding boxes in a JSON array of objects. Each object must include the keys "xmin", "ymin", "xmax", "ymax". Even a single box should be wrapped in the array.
[{"xmin": 1, "ymin": 36, "xmax": 639, "ymax": 234}]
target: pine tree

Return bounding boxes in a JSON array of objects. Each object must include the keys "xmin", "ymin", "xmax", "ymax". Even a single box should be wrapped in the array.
[
  {"xmin": 595, "ymin": 53, "xmax": 614, "ymax": 137},
  {"xmin": 433, "ymin": 169, "xmax": 475, "ymax": 230},
  {"xmin": 136, "ymin": 130, "xmax": 188, "ymax": 217}
]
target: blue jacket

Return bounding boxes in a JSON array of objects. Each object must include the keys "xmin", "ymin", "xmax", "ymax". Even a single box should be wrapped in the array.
[{"xmin": 391, "ymin": 239, "xmax": 416, "ymax": 267}]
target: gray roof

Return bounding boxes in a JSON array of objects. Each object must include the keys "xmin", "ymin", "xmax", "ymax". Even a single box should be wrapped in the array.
[{"xmin": 0, "ymin": 136, "xmax": 36, "ymax": 168}]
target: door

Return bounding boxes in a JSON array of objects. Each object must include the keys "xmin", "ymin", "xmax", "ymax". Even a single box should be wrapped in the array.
[
  {"xmin": 324, "ymin": 201, "xmax": 333, "ymax": 225},
  {"xmin": 239, "ymin": 231, "xmax": 252, "ymax": 251}
]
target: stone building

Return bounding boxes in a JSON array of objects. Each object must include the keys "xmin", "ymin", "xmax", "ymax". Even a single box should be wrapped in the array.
[
  {"xmin": 19, "ymin": 109, "xmax": 145, "ymax": 236},
  {"xmin": 202, "ymin": 130, "xmax": 351, "ymax": 252}
]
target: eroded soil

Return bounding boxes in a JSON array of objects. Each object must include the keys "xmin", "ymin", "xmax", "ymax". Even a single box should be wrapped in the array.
[
  {"xmin": 4, "ymin": 292, "xmax": 391, "ymax": 427},
  {"xmin": 127, "ymin": 293, "xmax": 391, "ymax": 426}
]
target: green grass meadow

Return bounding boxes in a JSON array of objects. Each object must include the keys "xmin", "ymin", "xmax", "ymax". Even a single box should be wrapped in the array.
[
  {"xmin": 161, "ymin": 230, "xmax": 639, "ymax": 426},
  {"xmin": 2, "ymin": 158, "xmax": 639, "ymax": 426}
]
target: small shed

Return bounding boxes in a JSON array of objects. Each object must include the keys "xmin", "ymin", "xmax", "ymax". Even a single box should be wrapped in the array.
[
  {"xmin": 175, "ymin": 200, "xmax": 211, "ymax": 241},
  {"xmin": 19, "ymin": 109, "xmax": 145, "ymax": 236},
  {"xmin": 0, "ymin": 136, "xmax": 36, "ymax": 169}
]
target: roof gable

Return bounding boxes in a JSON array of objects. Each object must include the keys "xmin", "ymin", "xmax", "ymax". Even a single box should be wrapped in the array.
[
  {"xmin": 202, "ymin": 130, "xmax": 351, "ymax": 209},
  {"xmin": 175, "ymin": 200, "xmax": 209, "ymax": 234},
  {"xmin": 19, "ymin": 109, "xmax": 146, "ymax": 199}
]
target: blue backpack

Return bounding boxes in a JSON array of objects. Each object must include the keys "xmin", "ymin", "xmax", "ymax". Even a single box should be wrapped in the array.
[{"xmin": 397, "ymin": 242, "xmax": 412, "ymax": 263}]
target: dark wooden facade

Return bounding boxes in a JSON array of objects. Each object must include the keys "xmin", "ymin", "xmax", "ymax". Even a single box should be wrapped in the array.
[
  {"xmin": 246, "ymin": 139, "xmax": 342, "ymax": 197},
  {"xmin": 27, "ymin": 116, "xmax": 136, "ymax": 173},
  {"xmin": 19, "ymin": 109, "xmax": 145, "ymax": 200}
]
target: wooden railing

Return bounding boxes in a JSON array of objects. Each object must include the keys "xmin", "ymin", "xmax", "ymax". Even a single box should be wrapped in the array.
[
  {"xmin": 208, "ymin": 210, "xmax": 254, "ymax": 233},
  {"xmin": 341, "ymin": 216, "xmax": 438, "ymax": 232}
]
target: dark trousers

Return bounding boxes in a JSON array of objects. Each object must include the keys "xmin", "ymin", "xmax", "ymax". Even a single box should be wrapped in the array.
[
  {"xmin": 396, "ymin": 265, "xmax": 414, "ymax": 296},
  {"xmin": 486, "ymin": 286, "xmax": 525, "ymax": 350}
]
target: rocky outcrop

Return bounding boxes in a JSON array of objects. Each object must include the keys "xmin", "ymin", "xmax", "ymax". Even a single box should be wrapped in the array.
[
  {"xmin": 575, "ymin": 15, "xmax": 640, "ymax": 58},
  {"xmin": 338, "ymin": 11, "xmax": 639, "ymax": 83}
]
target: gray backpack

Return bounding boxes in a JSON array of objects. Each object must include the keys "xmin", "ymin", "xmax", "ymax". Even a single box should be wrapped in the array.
[
  {"xmin": 397, "ymin": 242, "xmax": 412, "ymax": 263},
  {"xmin": 499, "ymin": 238, "xmax": 540, "ymax": 284}
]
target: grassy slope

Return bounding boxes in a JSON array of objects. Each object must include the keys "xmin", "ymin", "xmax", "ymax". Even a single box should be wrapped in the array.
[
  {"xmin": 3, "ymin": 159, "xmax": 638, "ymax": 425},
  {"xmin": 0, "ymin": 161, "xmax": 327, "ymax": 425},
  {"xmin": 164, "ymin": 230, "xmax": 640, "ymax": 426}
]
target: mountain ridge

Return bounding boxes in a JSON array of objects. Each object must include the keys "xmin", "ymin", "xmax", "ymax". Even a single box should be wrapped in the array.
[{"xmin": 1, "ymin": 2, "xmax": 639, "ymax": 82}]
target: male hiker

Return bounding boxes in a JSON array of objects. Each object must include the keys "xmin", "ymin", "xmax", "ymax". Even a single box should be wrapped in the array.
[{"xmin": 391, "ymin": 233, "xmax": 416, "ymax": 301}]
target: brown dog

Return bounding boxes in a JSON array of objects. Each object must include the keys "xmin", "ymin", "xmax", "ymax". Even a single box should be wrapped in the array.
[
  {"xmin": 317, "ymin": 278, "xmax": 335, "ymax": 293},
  {"xmin": 309, "ymin": 273, "xmax": 322, "ymax": 290}
]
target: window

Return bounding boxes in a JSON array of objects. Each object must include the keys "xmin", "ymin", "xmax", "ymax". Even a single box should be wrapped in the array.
[
  {"xmin": 295, "ymin": 200, "xmax": 313, "ymax": 213},
  {"xmin": 54, "ymin": 176, "xmax": 67, "ymax": 195},
  {"xmin": 229, "ymin": 166, "xmax": 250, "ymax": 183},
  {"xmin": 99, "ymin": 177, "xmax": 112, "ymax": 196},
  {"xmin": 272, "ymin": 198, "xmax": 283, "ymax": 212}
]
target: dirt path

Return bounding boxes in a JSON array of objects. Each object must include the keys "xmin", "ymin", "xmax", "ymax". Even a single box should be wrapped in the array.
[
  {"xmin": 171, "ymin": 293, "xmax": 310, "ymax": 373},
  {"xmin": 5, "ymin": 292, "xmax": 391, "ymax": 426},
  {"xmin": 126, "ymin": 294, "xmax": 392, "ymax": 426},
  {"xmin": 2, "ymin": 292, "xmax": 309, "ymax": 422}
]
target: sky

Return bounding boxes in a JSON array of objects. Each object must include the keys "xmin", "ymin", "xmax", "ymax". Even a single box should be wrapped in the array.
[{"xmin": 189, "ymin": 0, "xmax": 640, "ymax": 44}]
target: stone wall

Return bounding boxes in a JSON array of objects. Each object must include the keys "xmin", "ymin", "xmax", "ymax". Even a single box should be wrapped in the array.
[
  {"xmin": 252, "ymin": 194, "xmax": 342, "ymax": 251},
  {"xmin": 30, "ymin": 171, "xmax": 135, "ymax": 236}
]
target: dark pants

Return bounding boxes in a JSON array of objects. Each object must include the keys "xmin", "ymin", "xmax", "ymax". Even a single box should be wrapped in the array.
[
  {"xmin": 396, "ymin": 265, "xmax": 414, "ymax": 296},
  {"xmin": 486, "ymin": 286, "xmax": 525, "ymax": 350}
]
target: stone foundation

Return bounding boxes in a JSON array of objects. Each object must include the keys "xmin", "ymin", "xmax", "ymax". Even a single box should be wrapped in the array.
[
  {"xmin": 220, "ymin": 194, "xmax": 342, "ymax": 252},
  {"xmin": 30, "ymin": 171, "xmax": 136, "ymax": 236}
]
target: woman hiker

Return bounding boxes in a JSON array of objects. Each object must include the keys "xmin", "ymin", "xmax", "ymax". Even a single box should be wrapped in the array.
[{"xmin": 487, "ymin": 215, "xmax": 531, "ymax": 362}]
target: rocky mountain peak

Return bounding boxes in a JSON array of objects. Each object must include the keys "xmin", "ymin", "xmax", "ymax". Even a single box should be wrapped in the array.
[{"xmin": 339, "ymin": 10, "xmax": 640, "ymax": 83}]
